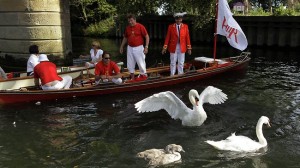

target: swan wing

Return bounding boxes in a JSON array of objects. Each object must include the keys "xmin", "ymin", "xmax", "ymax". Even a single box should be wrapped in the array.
[
  {"xmin": 135, "ymin": 91, "xmax": 190, "ymax": 120},
  {"xmin": 148, "ymin": 153, "xmax": 181, "ymax": 166},
  {"xmin": 160, "ymin": 153, "xmax": 181, "ymax": 165},
  {"xmin": 137, "ymin": 149, "xmax": 165, "ymax": 160},
  {"xmin": 199, "ymin": 86, "xmax": 228, "ymax": 105}
]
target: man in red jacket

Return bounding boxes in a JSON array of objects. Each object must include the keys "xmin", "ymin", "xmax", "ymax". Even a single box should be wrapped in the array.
[{"xmin": 162, "ymin": 12, "xmax": 192, "ymax": 76}]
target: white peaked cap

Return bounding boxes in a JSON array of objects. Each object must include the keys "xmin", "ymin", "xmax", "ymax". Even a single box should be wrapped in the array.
[
  {"xmin": 173, "ymin": 12, "xmax": 187, "ymax": 18},
  {"xmin": 38, "ymin": 54, "xmax": 49, "ymax": 62}
]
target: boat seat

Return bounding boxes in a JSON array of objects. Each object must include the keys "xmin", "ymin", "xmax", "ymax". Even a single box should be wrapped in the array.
[{"xmin": 194, "ymin": 57, "xmax": 228, "ymax": 64}]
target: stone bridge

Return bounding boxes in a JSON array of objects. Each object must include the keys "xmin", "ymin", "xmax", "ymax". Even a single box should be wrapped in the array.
[{"xmin": 0, "ymin": 0, "xmax": 72, "ymax": 67}]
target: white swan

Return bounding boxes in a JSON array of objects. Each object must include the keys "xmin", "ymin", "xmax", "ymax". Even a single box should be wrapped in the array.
[
  {"xmin": 137, "ymin": 144, "xmax": 185, "ymax": 167},
  {"xmin": 205, "ymin": 116, "xmax": 271, "ymax": 152},
  {"xmin": 135, "ymin": 86, "xmax": 227, "ymax": 126}
]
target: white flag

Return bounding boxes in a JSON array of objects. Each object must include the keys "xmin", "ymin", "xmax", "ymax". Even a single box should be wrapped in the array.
[{"xmin": 217, "ymin": 0, "xmax": 248, "ymax": 51}]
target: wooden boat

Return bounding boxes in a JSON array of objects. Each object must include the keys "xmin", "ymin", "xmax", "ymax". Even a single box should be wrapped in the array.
[
  {"xmin": 0, "ymin": 66, "xmax": 95, "ymax": 90},
  {"xmin": 0, "ymin": 52, "xmax": 250, "ymax": 104},
  {"xmin": 0, "ymin": 0, "xmax": 251, "ymax": 104}
]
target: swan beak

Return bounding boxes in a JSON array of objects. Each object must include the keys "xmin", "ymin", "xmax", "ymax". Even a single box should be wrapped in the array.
[
  {"xmin": 136, "ymin": 153, "xmax": 142, "ymax": 158},
  {"xmin": 195, "ymin": 97, "xmax": 199, "ymax": 106},
  {"xmin": 182, "ymin": 149, "xmax": 185, "ymax": 152},
  {"xmin": 267, "ymin": 120, "xmax": 271, "ymax": 127}
]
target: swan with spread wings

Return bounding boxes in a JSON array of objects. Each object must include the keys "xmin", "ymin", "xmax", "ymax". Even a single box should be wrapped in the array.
[{"xmin": 135, "ymin": 86, "xmax": 227, "ymax": 126}]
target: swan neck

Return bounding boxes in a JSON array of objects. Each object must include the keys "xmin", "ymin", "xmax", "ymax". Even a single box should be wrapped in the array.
[
  {"xmin": 189, "ymin": 91, "xmax": 198, "ymax": 106},
  {"xmin": 256, "ymin": 120, "xmax": 267, "ymax": 146}
]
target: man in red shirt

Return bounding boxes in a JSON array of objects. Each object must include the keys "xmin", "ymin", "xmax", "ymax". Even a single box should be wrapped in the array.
[
  {"xmin": 162, "ymin": 12, "xmax": 192, "ymax": 76},
  {"xmin": 94, "ymin": 52, "xmax": 122, "ymax": 85},
  {"xmin": 34, "ymin": 54, "xmax": 72, "ymax": 90},
  {"xmin": 119, "ymin": 14, "xmax": 149, "ymax": 81}
]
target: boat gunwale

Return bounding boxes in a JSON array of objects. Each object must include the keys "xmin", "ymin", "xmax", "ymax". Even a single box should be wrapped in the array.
[{"xmin": 0, "ymin": 66, "xmax": 95, "ymax": 82}]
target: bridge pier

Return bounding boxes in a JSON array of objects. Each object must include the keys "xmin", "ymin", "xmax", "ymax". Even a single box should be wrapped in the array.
[{"xmin": 0, "ymin": 0, "xmax": 72, "ymax": 67}]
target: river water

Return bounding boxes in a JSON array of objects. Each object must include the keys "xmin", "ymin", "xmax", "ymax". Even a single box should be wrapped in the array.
[{"xmin": 0, "ymin": 37, "xmax": 299, "ymax": 167}]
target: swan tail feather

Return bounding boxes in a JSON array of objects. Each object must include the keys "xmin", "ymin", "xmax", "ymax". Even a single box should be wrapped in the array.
[{"xmin": 205, "ymin": 140, "xmax": 225, "ymax": 150}]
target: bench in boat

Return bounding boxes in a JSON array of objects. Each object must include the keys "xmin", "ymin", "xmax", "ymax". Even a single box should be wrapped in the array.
[
  {"xmin": 193, "ymin": 57, "xmax": 229, "ymax": 69},
  {"xmin": 194, "ymin": 57, "xmax": 228, "ymax": 64}
]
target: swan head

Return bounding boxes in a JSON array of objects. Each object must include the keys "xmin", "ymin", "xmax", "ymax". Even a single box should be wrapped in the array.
[
  {"xmin": 165, "ymin": 144, "xmax": 185, "ymax": 154},
  {"xmin": 189, "ymin": 89, "xmax": 200, "ymax": 106},
  {"xmin": 136, "ymin": 152, "xmax": 145, "ymax": 158},
  {"xmin": 259, "ymin": 116, "xmax": 271, "ymax": 127}
]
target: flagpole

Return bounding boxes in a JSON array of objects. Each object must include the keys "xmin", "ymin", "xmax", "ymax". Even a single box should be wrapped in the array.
[{"xmin": 213, "ymin": 0, "xmax": 219, "ymax": 61}]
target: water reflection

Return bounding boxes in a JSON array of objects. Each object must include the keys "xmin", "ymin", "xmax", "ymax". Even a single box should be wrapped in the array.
[{"xmin": 216, "ymin": 147, "xmax": 268, "ymax": 161}]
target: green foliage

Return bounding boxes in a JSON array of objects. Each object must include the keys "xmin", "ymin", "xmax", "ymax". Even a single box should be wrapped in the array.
[
  {"xmin": 83, "ymin": 17, "xmax": 116, "ymax": 37},
  {"xmin": 114, "ymin": 0, "xmax": 216, "ymax": 28},
  {"xmin": 158, "ymin": 0, "xmax": 201, "ymax": 15},
  {"xmin": 70, "ymin": 0, "xmax": 116, "ymax": 25},
  {"xmin": 244, "ymin": 5, "xmax": 300, "ymax": 16},
  {"xmin": 159, "ymin": 0, "xmax": 216, "ymax": 28},
  {"xmin": 70, "ymin": 0, "xmax": 300, "ymax": 36},
  {"xmin": 273, "ymin": 5, "xmax": 298, "ymax": 16},
  {"xmin": 114, "ymin": 0, "xmax": 161, "ymax": 17},
  {"xmin": 295, "ymin": 2, "xmax": 300, "ymax": 12},
  {"xmin": 235, "ymin": 6, "xmax": 300, "ymax": 16},
  {"xmin": 247, "ymin": 7, "xmax": 271, "ymax": 16},
  {"xmin": 192, "ymin": 0, "xmax": 216, "ymax": 28}
]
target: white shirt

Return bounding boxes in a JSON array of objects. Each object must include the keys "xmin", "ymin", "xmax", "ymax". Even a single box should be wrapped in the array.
[
  {"xmin": 27, "ymin": 54, "xmax": 39, "ymax": 72},
  {"xmin": 176, "ymin": 24, "xmax": 181, "ymax": 35},
  {"xmin": 176, "ymin": 24, "xmax": 181, "ymax": 43},
  {"xmin": 0, "ymin": 66, "xmax": 6, "ymax": 79},
  {"xmin": 89, "ymin": 49, "xmax": 103, "ymax": 63}
]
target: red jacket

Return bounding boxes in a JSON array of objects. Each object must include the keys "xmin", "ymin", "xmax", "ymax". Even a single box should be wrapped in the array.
[{"xmin": 163, "ymin": 23, "xmax": 192, "ymax": 53}]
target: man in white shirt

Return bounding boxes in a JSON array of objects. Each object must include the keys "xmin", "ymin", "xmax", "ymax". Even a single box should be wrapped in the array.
[{"xmin": 27, "ymin": 45, "xmax": 40, "ymax": 76}]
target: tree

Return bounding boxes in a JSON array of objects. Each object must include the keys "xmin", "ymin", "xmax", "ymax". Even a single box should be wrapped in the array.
[
  {"xmin": 287, "ymin": 0, "xmax": 300, "ymax": 9},
  {"xmin": 114, "ymin": 0, "xmax": 215, "ymax": 28},
  {"xmin": 70, "ymin": 0, "xmax": 299, "ymax": 36},
  {"xmin": 269, "ymin": 0, "xmax": 273, "ymax": 13},
  {"xmin": 70, "ymin": 0, "xmax": 116, "ymax": 26},
  {"xmin": 114, "ymin": 0, "xmax": 162, "ymax": 16},
  {"xmin": 244, "ymin": 0, "xmax": 251, "ymax": 14}
]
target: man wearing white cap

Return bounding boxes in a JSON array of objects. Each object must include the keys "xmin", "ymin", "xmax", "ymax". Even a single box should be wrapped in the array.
[
  {"xmin": 33, "ymin": 54, "xmax": 72, "ymax": 90},
  {"xmin": 162, "ymin": 12, "xmax": 192, "ymax": 76}
]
